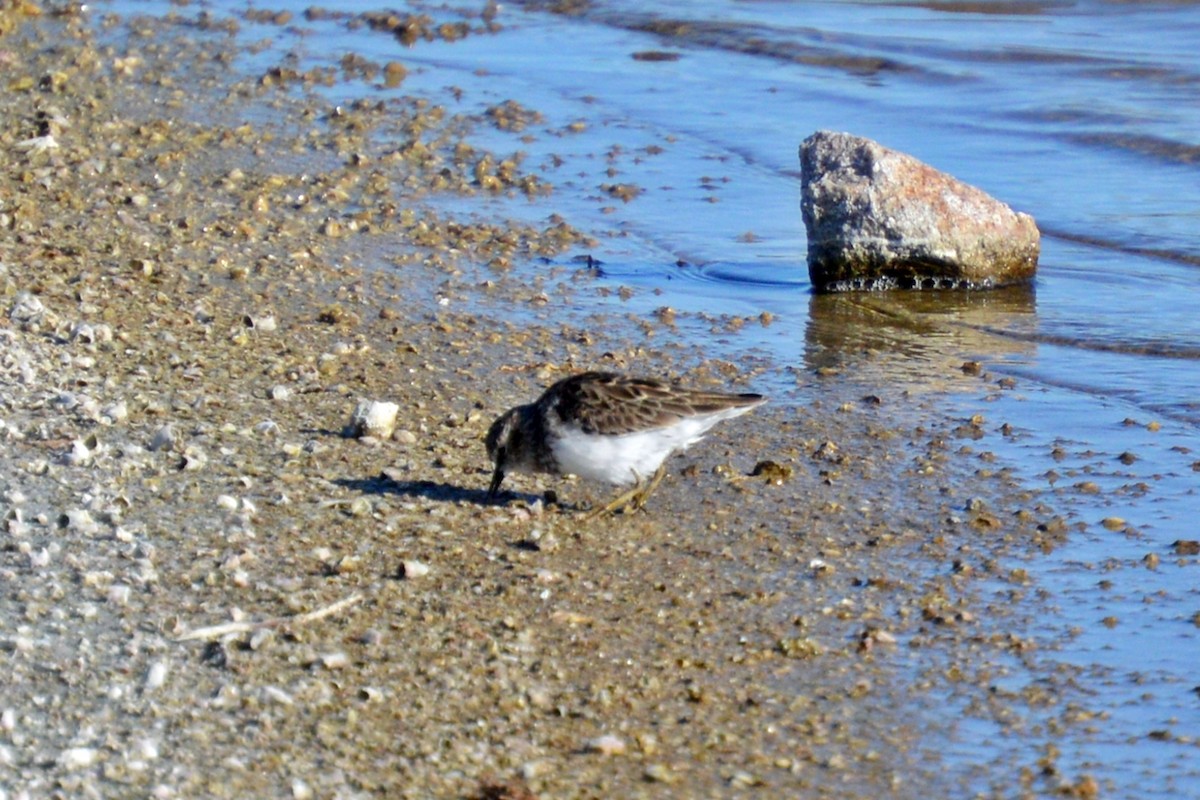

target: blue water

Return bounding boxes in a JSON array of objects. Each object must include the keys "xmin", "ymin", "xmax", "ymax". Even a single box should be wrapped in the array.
[{"xmin": 103, "ymin": 0, "xmax": 1200, "ymax": 794}]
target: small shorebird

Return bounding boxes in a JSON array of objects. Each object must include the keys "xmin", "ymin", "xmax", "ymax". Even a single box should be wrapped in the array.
[{"xmin": 485, "ymin": 371, "xmax": 765, "ymax": 517}]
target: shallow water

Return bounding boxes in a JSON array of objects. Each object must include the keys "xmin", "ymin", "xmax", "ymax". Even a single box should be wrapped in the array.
[{"xmin": 105, "ymin": 0, "xmax": 1200, "ymax": 794}]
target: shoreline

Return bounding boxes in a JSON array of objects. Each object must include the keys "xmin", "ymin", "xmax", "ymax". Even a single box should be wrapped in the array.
[{"xmin": 0, "ymin": 5, "xmax": 1121, "ymax": 798}]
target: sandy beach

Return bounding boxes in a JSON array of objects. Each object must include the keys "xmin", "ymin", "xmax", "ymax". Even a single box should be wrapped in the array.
[{"xmin": 0, "ymin": 4, "xmax": 1112, "ymax": 798}]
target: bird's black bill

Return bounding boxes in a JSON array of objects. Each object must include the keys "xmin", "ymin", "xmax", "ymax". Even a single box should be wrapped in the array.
[{"xmin": 486, "ymin": 465, "xmax": 505, "ymax": 502}]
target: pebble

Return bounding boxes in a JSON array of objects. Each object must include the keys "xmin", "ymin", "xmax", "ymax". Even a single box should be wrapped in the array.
[
  {"xmin": 100, "ymin": 401, "xmax": 128, "ymax": 424},
  {"xmin": 346, "ymin": 399, "xmax": 400, "ymax": 439},
  {"xmin": 180, "ymin": 446, "xmax": 208, "ymax": 470},
  {"xmin": 107, "ymin": 584, "xmax": 131, "ymax": 606},
  {"xmin": 249, "ymin": 629, "xmax": 274, "ymax": 651},
  {"xmin": 319, "ymin": 652, "xmax": 350, "ymax": 670},
  {"xmin": 244, "ymin": 313, "xmax": 277, "ymax": 332},
  {"xmin": 149, "ymin": 425, "xmax": 177, "ymax": 452},
  {"xmin": 9, "ymin": 292, "xmax": 49, "ymax": 328},
  {"xmin": 401, "ymin": 559, "xmax": 431, "ymax": 579},
  {"xmin": 585, "ymin": 734, "xmax": 627, "ymax": 755},
  {"xmin": 59, "ymin": 746, "xmax": 99, "ymax": 769},
  {"xmin": 644, "ymin": 764, "xmax": 676, "ymax": 784},
  {"xmin": 254, "ymin": 420, "xmax": 280, "ymax": 437},
  {"xmin": 145, "ymin": 660, "xmax": 169, "ymax": 691},
  {"xmin": 61, "ymin": 508, "xmax": 99, "ymax": 535}
]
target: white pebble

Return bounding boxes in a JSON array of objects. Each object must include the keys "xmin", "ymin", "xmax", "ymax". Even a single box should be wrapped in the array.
[
  {"xmin": 245, "ymin": 313, "xmax": 277, "ymax": 332},
  {"xmin": 64, "ymin": 438, "xmax": 94, "ymax": 467},
  {"xmin": 263, "ymin": 686, "xmax": 294, "ymax": 706},
  {"xmin": 62, "ymin": 508, "xmax": 99, "ymax": 535},
  {"xmin": 1, "ymin": 708, "xmax": 15, "ymax": 731},
  {"xmin": 136, "ymin": 738, "xmax": 160, "ymax": 760},
  {"xmin": 254, "ymin": 420, "xmax": 280, "ymax": 437},
  {"xmin": 216, "ymin": 495, "xmax": 238, "ymax": 511},
  {"xmin": 401, "ymin": 560, "xmax": 430, "ymax": 579},
  {"xmin": 319, "ymin": 652, "xmax": 349, "ymax": 670},
  {"xmin": 59, "ymin": 746, "xmax": 98, "ymax": 769},
  {"xmin": 585, "ymin": 734, "xmax": 627, "ymax": 756},
  {"xmin": 249, "ymin": 628, "xmax": 274, "ymax": 651},
  {"xmin": 149, "ymin": 425, "xmax": 176, "ymax": 452},
  {"xmin": 346, "ymin": 400, "xmax": 399, "ymax": 439},
  {"xmin": 181, "ymin": 446, "xmax": 207, "ymax": 470},
  {"xmin": 100, "ymin": 401, "xmax": 128, "ymax": 424},
  {"xmin": 9, "ymin": 292, "xmax": 47, "ymax": 326},
  {"xmin": 145, "ymin": 660, "xmax": 169, "ymax": 691}
]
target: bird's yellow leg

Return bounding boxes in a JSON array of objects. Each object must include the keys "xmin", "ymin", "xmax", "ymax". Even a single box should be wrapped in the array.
[
  {"xmin": 629, "ymin": 463, "xmax": 667, "ymax": 511},
  {"xmin": 583, "ymin": 464, "xmax": 667, "ymax": 520}
]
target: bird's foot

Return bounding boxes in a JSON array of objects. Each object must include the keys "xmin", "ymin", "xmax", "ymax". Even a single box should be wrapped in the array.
[{"xmin": 581, "ymin": 464, "xmax": 666, "ymax": 520}]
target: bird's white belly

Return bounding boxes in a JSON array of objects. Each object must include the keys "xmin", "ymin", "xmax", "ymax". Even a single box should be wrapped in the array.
[{"xmin": 551, "ymin": 419, "xmax": 714, "ymax": 486}]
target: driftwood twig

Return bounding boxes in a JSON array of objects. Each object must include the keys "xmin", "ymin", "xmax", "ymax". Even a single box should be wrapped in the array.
[{"xmin": 176, "ymin": 592, "xmax": 364, "ymax": 642}]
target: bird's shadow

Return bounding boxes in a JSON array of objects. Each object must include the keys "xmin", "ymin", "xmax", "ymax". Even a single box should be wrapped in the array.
[{"xmin": 334, "ymin": 472, "xmax": 544, "ymax": 508}]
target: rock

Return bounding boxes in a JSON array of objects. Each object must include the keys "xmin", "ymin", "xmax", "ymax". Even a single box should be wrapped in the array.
[
  {"xmin": 584, "ymin": 734, "xmax": 627, "ymax": 755},
  {"xmin": 401, "ymin": 559, "xmax": 430, "ymax": 579},
  {"xmin": 8, "ymin": 292, "xmax": 51, "ymax": 330},
  {"xmin": 799, "ymin": 130, "xmax": 1039, "ymax": 292},
  {"xmin": 345, "ymin": 400, "xmax": 400, "ymax": 439}
]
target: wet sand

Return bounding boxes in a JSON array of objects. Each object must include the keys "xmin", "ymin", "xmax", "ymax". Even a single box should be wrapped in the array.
[{"xmin": 0, "ymin": 5, "xmax": 1109, "ymax": 798}]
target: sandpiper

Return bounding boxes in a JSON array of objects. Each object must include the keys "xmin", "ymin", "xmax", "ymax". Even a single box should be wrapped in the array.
[{"xmin": 485, "ymin": 371, "xmax": 765, "ymax": 517}]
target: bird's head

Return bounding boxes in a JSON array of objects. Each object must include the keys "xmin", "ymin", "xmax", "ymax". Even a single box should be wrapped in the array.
[{"xmin": 484, "ymin": 407, "xmax": 522, "ymax": 501}]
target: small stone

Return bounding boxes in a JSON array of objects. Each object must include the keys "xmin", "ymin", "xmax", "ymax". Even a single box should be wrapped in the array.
[
  {"xmin": 263, "ymin": 686, "xmax": 294, "ymax": 706},
  {"xmin": 9, "ymin": 292, "xmax": 49, "ymax": 328},
  {"xmin": 585, "ymin": 734, "xmax": 626, "ymax": 755},
  {"xmin": 318, "ymin": 652, "xmax": 350, "ymax": 670},
  {"xmin": 61, "ymin": 508, "xmax": 99, "ymax": 535},
  {"xmin": 345, "ymin": 400, "xmax": 400, "ymax": 439},
  {"xmin": 180, "ymin": 446, "xmax": 208, "ymax": 471},
  {"xmin": 149, "ymin": 425, "xmax": 177, "ymax": 452},
  {"xmin": 255, "ymin": 420, "xmax": 280, "ymax": 437},
  {"xmin": 145, "ymin": 660, "xmax": 169, "ymax": 691},
  {"xmin": 644, "ymin": 764, "xmax": 676, "ymax": 784},
  {"xmin": 730, "ymin": 771, "xmax": 762, "ymax": 787},
  {"xmin": 249, "ymin": 628, "xmax": 274, "ymax": 651},
  {"xmin": 243, "ymin": 313, "xmax": 277, "ymax": 332},
  {"xmin": 401, "ymin": 559, "xmax": 430, "ymax": 579},
  {"xmin": 59, "ymin": 747, "xmax": 99, "ymax": 769},
  {"xmin": 100, "ymin": 401, "xmax": 128, "ymax": 425}
]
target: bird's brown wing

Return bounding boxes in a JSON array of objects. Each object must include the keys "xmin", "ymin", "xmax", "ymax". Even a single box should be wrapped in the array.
[{"xmin": 546, "ymin": 372, "xmax": 763, "ymax": 436}]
